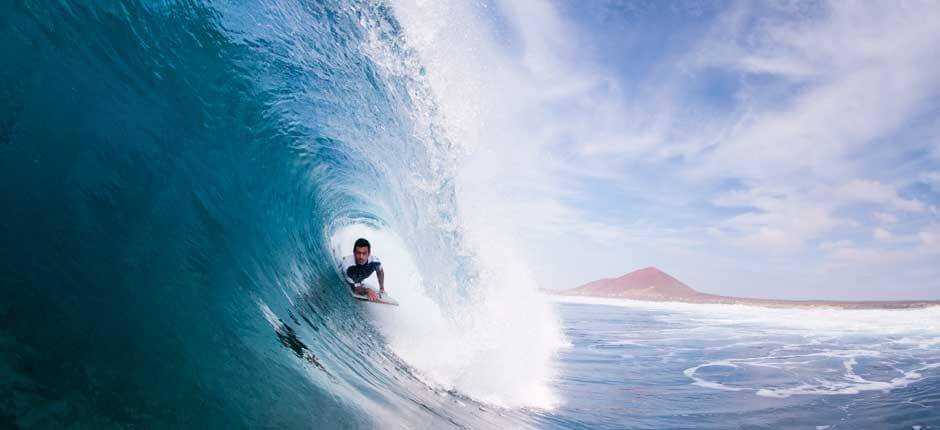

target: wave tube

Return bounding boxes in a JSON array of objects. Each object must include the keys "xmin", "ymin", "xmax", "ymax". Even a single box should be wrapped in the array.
[{"xmin": 0, "ymin": 0, "xmax": 564, "ymax": 428}]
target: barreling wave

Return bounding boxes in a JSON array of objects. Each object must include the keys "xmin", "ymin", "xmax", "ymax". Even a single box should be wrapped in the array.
[{"xmin": 0, "ymin": 1, "xmax": 559, "ymax": 428}]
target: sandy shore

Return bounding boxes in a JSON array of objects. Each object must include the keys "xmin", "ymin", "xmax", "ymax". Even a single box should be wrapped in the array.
[{"xmin": 557, "ymin": 290, "xmax": 940, "ymax": 310}]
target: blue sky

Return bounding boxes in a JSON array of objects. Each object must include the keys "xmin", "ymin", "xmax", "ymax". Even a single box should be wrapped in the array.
[{"xmin": 389, "ymin": 0, "xmax": 940, "ymax": 300}]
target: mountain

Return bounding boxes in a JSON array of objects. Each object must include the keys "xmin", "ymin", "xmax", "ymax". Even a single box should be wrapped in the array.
[
  {"xmin": 561, "ymin": 267, "xmax": 698, "ymax": 300},
  {"xmin": 557, "ymin": 267, "xmax": 940, "ymax": 310}
]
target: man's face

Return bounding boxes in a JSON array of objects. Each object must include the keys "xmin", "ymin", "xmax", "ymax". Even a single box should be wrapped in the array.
[{"xmin": 354, "ymin": 246, "xmax": 370, "ymax": 266}]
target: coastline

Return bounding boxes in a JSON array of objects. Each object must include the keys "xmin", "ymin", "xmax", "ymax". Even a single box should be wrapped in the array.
[
  {"xmin": 554, "ymin": 267, "xmax": 940, "ymax": 310},
  {"xmin": 553, "ymin": 291, "xmax": 940, "ymax": 310}
]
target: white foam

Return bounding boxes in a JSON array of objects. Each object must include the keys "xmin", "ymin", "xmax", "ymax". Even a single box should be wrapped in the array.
[
  {"xmin": 681, "ymin": 352, "xmax": 940, "ymax": 399},
  {"xmin": 683, "ymin": 361, "xmax": 745, "ymax": 392},
  {"xmin": 258, "ymin": 301, "xmax": 283, "ymax": 330},
  {"xmin": 556, "ymin": 297, "xmax": 940, "ymax": 399},
  {"xmin": 331, "ymin": 224, "xmax": 565, "ymax": 409},
  {"xmin": 753, "ymin": 366, "xmax": 930, "ymax": 398},
  {"xmin": 551, "ymin": 295, "xmax": 940, "ymax": 335},
  {"xmin": 355, "ymin": 0, "xmax": 571, "ymax": 409}
]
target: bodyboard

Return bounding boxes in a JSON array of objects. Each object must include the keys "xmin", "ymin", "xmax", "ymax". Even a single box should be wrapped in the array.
[{"xmin": 351, "ymin": 290, "xmax": 399, "ymax": 306}]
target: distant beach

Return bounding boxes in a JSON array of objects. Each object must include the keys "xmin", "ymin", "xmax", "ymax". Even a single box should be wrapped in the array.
[{"xmin": 556, "ymin": 267, "xmax": 940, "ymax": 310}]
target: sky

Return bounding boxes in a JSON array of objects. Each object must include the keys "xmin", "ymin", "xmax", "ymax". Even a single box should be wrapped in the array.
[{"xmin": 390, "ymin": 0, "xmax": 940, "ymax": 300}]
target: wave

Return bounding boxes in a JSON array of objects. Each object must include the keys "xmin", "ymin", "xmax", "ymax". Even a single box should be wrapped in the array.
[{"xmin": 0, "ymin": 1, "xmax": 562, "ymax": 428}]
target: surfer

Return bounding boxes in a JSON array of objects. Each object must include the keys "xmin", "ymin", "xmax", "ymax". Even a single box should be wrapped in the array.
[{"xmin": 340, "ymin": 238, "xmax": 385, "ymax": 301}]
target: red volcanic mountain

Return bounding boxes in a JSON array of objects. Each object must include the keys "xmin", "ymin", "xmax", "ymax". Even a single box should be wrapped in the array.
[
  {"xmin": 558, "ymin": 267, "xmax": 940, "ymax": 310},
  {"xmin": 561, "ymin": 267, "xmax": 699, "ymax": 300}
]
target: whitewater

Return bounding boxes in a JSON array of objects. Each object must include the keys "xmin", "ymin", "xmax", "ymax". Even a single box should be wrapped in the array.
[{"xmin": 1, "ymin": 1, "xmax": 938, "ymax": 429}]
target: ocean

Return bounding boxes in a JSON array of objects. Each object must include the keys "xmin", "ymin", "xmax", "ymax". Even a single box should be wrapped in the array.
[
  {"xmin": 543, "ymin": 297, "xmax": 940, "ymax": 429},
  {"xmin": 1, "ymin": 1, "xmax": 938, "ymax": 429}
]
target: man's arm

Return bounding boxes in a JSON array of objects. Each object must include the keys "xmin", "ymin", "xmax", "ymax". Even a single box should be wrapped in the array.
[{"xmin": 377, "ymin": 266, "xmax": 385, "ymax": 293}]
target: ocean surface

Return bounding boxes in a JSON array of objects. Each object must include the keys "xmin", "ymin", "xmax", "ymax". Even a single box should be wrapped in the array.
[
  {"xmin": 1, "ymin": 1, "xmax": 938, "ymax": 429},
  {"xmin": 544, "ymin": 297, "xmax": 940, "ymax": 429}
]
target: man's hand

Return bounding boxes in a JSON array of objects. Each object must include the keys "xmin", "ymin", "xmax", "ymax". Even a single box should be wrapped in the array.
[{"xmin": 355, "ymin": 284, "xmax": 380, "ymax": 302}]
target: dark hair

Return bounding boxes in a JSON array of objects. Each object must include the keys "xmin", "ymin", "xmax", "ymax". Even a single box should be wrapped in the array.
[{"xmin": 353, "ymin": 238, "xmax": 371, "ymax": 251}]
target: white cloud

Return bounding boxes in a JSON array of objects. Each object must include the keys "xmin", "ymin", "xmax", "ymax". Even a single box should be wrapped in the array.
[
  {"xmin": 827, "ymin": 245, "xmax": 908, "ymax": 266},
  {"xmin": 387, "ymin": 0, "xmax": 940, "ymax": 299},
  {"xmin": 672, "ymin": 2, "xmax": 940, "ymax": 260},
  {"xmin": 712, "ymin": 186, "xmax": 845, "ymax": 250},
  {"xmin": 873, "ymin": 211, "xmax": 898, "ymax": 224},
  {"xmin": 832, "ymin": 180, "xmax": 925, "ymax": 213},
  {"xmin": 736, "ymin": 227, "xmax": 799, "ymax": 249},
  {"xmin": 873, "ymin": 227, "xmax": 893, "ymax": 241},
  {"xmin": 819, "ymin": 239, "xmax": 909, "ymax": 266},
  {"xmin": 919, "ymin": 225, "xmax": 940, "ymax": 248},
  {"xmin": 693, "ymin": 2, "xmax": 940, "ymax": 184},
  {"xmin": 819, "ymin": 240, "xmax": 852, "ymax": 251},
  {"xmin": 923, "ymin": 171, "xmax": 940, "ymax": 192}
]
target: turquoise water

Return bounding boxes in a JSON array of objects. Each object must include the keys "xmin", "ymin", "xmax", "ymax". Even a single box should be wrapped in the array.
[
  {"xmin": 1, "ymin": 1, "xmax": 514, "ymax": 427},
  {"xmin": 2, "ymin": 1, "xmax": 938, "ymax": 429}
]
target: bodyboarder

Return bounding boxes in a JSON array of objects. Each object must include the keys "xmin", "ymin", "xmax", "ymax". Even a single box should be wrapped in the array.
[{"xmin": 340, "ymin": 238, "xmax": 385, "ymax": 302}]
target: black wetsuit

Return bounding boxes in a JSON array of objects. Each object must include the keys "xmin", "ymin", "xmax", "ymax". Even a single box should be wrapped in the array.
[{"xmin": 340, "ymin": 255, "xmax": 381, "ymax": 293}]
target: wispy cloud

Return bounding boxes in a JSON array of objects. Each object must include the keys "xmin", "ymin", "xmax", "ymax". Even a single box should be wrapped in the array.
[
  {"xmin": 832, "ymin": 180, "xmax": 926, "ymax": 213},
  {"xmin": 919, "ymin": 224, "xmax": 940, "ymax": 250},
  {"xmin": 924, "ymin": 171, "xmax": 940, "ymax": 193},
  {"xmin": 391, "ymin": 0, "xmax": 940, "ymax": 298},
  {"xmin": 872, "ymin": 227, "xmax": 892, "ymax": 241}
]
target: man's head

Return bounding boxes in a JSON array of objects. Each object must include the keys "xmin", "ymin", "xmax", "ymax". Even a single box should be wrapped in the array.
[{"xmin": 353, "ymin": 238, "xmax": 371, "ymax": 266}]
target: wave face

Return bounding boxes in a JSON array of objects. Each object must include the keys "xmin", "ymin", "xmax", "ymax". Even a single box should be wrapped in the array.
[{"xmin": 0, "ymin": 1, "xmax": 558, "ymax": 428}]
